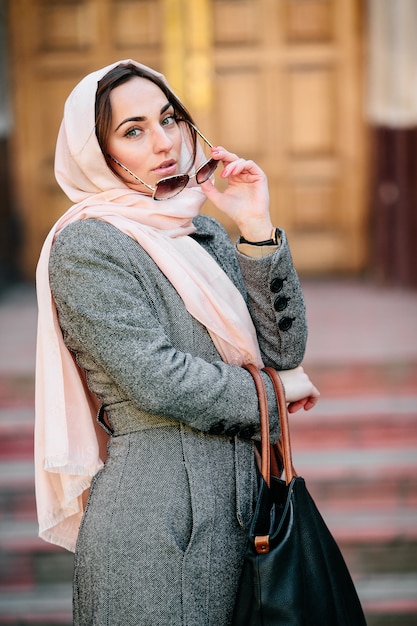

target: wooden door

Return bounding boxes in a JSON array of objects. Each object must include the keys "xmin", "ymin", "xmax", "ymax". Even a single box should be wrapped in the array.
[
  {"xmin": 205, "ymin": 0, "xmax": 368, "ymax": 274},
  {"xmin": 8, "ymin": 0, "xmax": 165, "ymax": 279},
  {"xmin": 9, "ymin": 0, "xmax": 367, "ymax": 278}
]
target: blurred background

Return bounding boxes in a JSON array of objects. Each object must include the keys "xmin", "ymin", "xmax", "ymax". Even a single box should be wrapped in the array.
[{"xmin": 0, "ymin": 0, "xmax": 416, "ymax": 624}]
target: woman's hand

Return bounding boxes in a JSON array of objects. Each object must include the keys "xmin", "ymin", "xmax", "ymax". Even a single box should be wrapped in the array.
[
  {"xmin": 200, "ymin": 146, "xmax": 274, "ymax": 242},
  {"xmin": 277, "ymin": 366, "xmax": 320, "ymax": 413}
]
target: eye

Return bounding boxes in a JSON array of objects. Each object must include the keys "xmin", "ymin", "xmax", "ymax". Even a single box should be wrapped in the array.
[
  {"xmin": 161, "ymin": 114, "xmax": 176, "ymax": 127},
  {"xmin": 124, "ymin": 126, "xmax": 141, "ymax": 138}
]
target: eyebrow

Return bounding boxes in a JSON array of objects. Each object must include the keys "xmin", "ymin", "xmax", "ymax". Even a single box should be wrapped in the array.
[{"xmin": 115, "ymin": 102, "xmax": 174, "ymax": 131}]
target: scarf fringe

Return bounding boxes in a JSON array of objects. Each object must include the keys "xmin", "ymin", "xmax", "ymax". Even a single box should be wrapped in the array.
[
  {"xmin": 39, "ymin": 510, "xmax": 82, "ymax": 553},
  {"xmin": 44, "ymin": 456, "xmax": 104, "ymax": 478}
]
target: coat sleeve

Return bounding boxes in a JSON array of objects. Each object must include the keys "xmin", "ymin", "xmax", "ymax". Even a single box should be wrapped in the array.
[
  {"xmin": 235, "ymin": 229, "xmax": 308, "ymax": 369},
  {"xmin": 48, "ymin": 219, "xmax": 279, "ymax": 440},
  {"xmin": 193, "ymin": 216, "xmax": 308, "ymax": 370}
]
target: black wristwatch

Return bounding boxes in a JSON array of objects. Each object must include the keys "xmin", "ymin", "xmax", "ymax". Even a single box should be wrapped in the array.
[{"xmin": 239, "ymin": 228, "xmax": 279, "ymax": 246}]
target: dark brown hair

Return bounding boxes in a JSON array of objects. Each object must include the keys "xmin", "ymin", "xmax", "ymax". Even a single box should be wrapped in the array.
[{"xmin": 95, "ymin": 63, "xmax": 198, "ymax": 172}]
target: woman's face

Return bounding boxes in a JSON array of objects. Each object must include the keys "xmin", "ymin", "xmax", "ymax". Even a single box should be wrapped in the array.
[{"xmin": 106, "ymin": 76, "xmax": 183, "ymax": 194}]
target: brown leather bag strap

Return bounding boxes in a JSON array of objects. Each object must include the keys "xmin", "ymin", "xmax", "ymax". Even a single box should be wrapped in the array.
[
  {"xmin": 243, "ymin": 363, "xmax": 271, "ymax": 487},
  {"xmin": 262, "ymin": 367, "xmax": 297, "ymax": 484},
  {"xmin": 244, "ymin": 364, "xmax": 297, "ymax": 485}
]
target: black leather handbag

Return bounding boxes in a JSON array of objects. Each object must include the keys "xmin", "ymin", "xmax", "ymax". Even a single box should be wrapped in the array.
[{"xmin": 232, "ymin": 364, "xmax": 367, "ymax": 625}]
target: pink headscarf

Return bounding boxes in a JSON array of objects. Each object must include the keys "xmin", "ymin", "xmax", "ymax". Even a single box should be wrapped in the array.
[{"xmin": 35, "ymin": 59, "xmax": 263, "ymax": 551}]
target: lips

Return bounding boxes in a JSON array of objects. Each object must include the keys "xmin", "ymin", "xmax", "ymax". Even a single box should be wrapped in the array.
[{"xmin": 152, "ymin": 159, "xmax": 177, "ymax": 176}]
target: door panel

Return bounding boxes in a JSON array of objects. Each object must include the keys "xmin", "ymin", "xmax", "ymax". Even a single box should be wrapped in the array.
[{"xmin": 287, "ymin": 67, "xmax": 336, "ymax": 155}]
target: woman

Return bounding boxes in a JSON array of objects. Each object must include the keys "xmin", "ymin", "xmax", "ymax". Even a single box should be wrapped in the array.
[{"xmin": 35, "ymin": 59, "xmax": 319, "ymax": 625}]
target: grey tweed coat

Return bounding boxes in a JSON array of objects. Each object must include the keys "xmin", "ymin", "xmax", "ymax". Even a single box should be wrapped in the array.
[{"xmin": 48, "ymin": 214, "xmax": 307, "ymax": 626}]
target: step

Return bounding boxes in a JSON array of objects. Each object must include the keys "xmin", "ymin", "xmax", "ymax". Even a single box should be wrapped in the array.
[
  {"xmin": 0, "ymin": 461, "xmax": 36, "ymax": 520},
  {"xmin": 1, "ymin": 447, "xmax": 416, "ymax": 520},
  {"xmin": 321, "ymin": 506, "xmax": 417, "ymax": 543},
  {"xmin": 290, "ymin": 394, "xmax": 417, "ymax": 450},
  {"xmin": 0, "ymin": 375, "xmax": 34, "ymax": 407},
  {"xmin": 293, "ymin": 445, "xmax": 417, "ymax": 512},
  {"xmin": 293, "ymin": 446, "xmax": 417, "ymax": 479},
  {"xmin": 2, "ymin": 396, "xmax": 416, "ymax": 454},
  {"xmin": 0, "ymin": 517, "xmax": 416, "ymax": 624},
  {"xmin": 0, "ymin": 574, "xmax": 416, "ymax": 626},
  {"xmin": 2, "ymin": 447, "xmax": 416, "ymax": 522},
  {"xmin": 0, "ymin": 520, "xmax": 73, "ymax": 588},
  {"xmin": 358, "ymin": 574, "xmax": 417, "ymax": 626},
  {"xmin": 304, "ymin": 361, "xmax": 417, "ymax": 398},
  {"xmin": 0, "ymin": 584, "xmax": 72, "ymax": 625},
  {"xmin": 1, "ymin": 579, "xmax": 415, "ymax": 626},
  {"xmin": 5, "ymin": 404, "xmax": 417, "ymax": 458},
  {"xmin": 1, "ymin": 509, "xmax": 416, "ymax": 587},
  {"xmin": 3, "ymin": 502, "xmax": 416, "ymax": 551},
  {"xmin": 342, "ymin": 535, "xmax": 417, "ymax": 578},
  {"xmin": 299, "ymin": 472, "xmax": 417, "ymax": 512},
  {"xmin": 0, "ymin": 407, "xmax": 34, "ymax": 459}
]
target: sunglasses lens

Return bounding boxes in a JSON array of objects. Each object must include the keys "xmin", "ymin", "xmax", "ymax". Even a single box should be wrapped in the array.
[
  {"xmin": 154, "ymin": 175, "xmax": 189, "ymax": 200},
  {"xmin": 196, "ymin": 159, "xmax": 218, "ymax": 184}
]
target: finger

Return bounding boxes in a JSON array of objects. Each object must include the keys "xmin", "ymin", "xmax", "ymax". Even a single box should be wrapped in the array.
[
  {"xmin": 303, "ymin": 389, "xmax": 320, "ymax": 411},
  {"xmin": 212, "ymin": 146, "xmax": 239, "ymax": 164},
  {"xmin": 199, "ymin": 179, "xmax": 223, "ymax": 206},
  {"xmin": 211, "ymin": 148, "xmax": 263, "ymax": 180},
  {"xmin": 304, "ymin": 395, "xmax": 319, "ymax": 411},
  {"xmin": 287, "ymin": 399, "xmax": 308, "ymax": 413},
  {"xmin": 221, "ymin": 159, "xmax": 262, "ymax": 180}
]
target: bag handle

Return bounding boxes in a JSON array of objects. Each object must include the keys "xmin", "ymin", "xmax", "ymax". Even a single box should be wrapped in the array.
[
  {"xmin": 243, "ymin": 364, "xmax": 271, "ymax": 485},
  {"xmin": 244, "ymin": 364, "xmax": 296, "ymax": 486},
  {"xmin": 263, "ymin": 367, "xmax": 297, "ymax": 485}
]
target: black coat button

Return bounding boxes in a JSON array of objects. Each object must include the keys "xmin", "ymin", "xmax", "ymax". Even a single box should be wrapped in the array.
[
  {"xmin": 278, "ymin": 316, "xmax": 294, "ymax": 331},
  {"xmin": 224, "ymin": 424, "xmax": 241, "ymax": 437},
  {"xmin": 270, "ymin": 277, "xmax": 287, "ymax": 293},
  {"xmin": 239, "ymin": 424, "xmax": 256, "ymax": 439},
  {"xmin": 208, "ymin": 420, "xmax": 225, "ymax": 435},
  {"xmin": 274, "ymin": 296, "xmax": 290, "ymax": 312}
]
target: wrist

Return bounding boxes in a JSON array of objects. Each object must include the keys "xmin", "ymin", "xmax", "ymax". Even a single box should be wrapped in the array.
[{"xmin": 239, "ymin": 227, "xmax": 279, "ymax": 246}]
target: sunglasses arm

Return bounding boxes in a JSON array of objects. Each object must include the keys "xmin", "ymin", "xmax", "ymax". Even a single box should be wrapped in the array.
[{"xmin": 107, "ymin": 154, "xmax": 155, "ymax": 193}]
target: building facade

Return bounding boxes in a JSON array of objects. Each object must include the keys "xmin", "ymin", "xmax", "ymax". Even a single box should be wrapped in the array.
[{"xmin": 4, "ymin": 0, "xmax": 373, "ymax": 280}]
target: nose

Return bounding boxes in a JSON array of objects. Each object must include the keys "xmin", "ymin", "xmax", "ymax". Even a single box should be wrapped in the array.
[{"xmin": 152, "ymin": 125, "xmax": 174, "ymax": 153}]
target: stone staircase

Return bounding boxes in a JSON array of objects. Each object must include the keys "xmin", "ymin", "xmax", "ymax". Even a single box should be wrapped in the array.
[
  {"xmin": 292, "ymin": 362, "xmax": 417, "ymax": 626},
  {"xmin": 0, "ymin": 363, "xmax": 417, "ymax": 625},
  {"xmin": 0, "ymin": 375, "xmax": 73, "ymax": 625}
]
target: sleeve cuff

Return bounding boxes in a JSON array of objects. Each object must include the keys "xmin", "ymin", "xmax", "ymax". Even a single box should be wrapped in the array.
[{"xmin": 236, "ymin": 243, "xmax": 279, "ymax": 258}]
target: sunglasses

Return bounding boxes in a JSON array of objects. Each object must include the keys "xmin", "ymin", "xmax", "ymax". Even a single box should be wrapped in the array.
[{"xmin": 108, "ymin": 122, "xmax": 218, "ymax": 201}]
